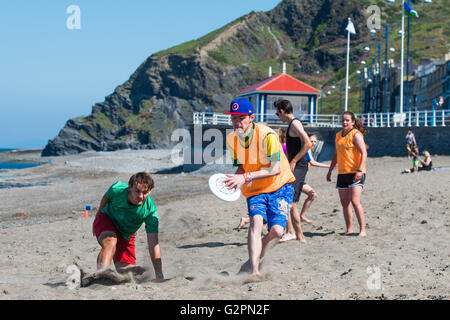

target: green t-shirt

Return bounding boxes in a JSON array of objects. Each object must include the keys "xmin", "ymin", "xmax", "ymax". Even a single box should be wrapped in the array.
[{"xmin": 102, "ymin": 181, "xmax": 159, "ymax": 240}]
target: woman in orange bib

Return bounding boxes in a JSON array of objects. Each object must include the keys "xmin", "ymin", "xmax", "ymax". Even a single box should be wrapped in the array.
[{"xmin": 327, "ymin": 111, "xmax": 368, "ymax": 237}]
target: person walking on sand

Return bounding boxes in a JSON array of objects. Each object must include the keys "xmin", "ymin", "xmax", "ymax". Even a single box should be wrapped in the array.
[
  {"xmin": 326, "ymin": 111, "xmax": 368, "ymax": 237},
  {"xmin": 405, "ymin": 127, "xmax": 417, "ymax": 159},
  {"xmin": 274, "ymin": 99, "xmax": 312, "ymax": 243},
  {"xmin": 297, "ymin": 134, "xmax": 330, "ymax": 224},
  {"xmin": 92, "ymin": 172, "xmax": 164, "ymax": 282},
  {"xmin": 223, "ymin": 98, "xmax": 295, "ymax": 278}
]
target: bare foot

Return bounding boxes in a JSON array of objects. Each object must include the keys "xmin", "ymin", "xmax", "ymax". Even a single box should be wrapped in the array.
[
  {"xmin": 345, "ymin": 229, "xmax": 353, "ymax": 236},
  {"xmin": 358, "ymin": 231, "xmax": 367, "ymax": 237},
  {"xmin": 236, "ymin": 217, "xmax": 250, "ymax": 230},
  {"xmin": 298, "ymin": 237, "xmax": 307, "ymax": 243},
  {"xmin": 279, "ymin": 233, "xmax": 296, "ymax": 243},
  {"xmin": 243, "ymin": 273, "xmax": 263, "ymax": 284},
  {"xmin": 300, "ymin": 216, "xmax": 313, "ymax": 224}
]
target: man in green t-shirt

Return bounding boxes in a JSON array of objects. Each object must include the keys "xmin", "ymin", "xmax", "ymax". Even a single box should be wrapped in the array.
[{"xmin": 92, "ymin": 172, "xmax": 164, "ymax": 281}]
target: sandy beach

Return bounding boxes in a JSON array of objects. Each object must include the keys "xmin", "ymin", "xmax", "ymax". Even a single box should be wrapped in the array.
[{"xmin": 0, "ymin": 149, "xmax": 449, "ymax": 300}]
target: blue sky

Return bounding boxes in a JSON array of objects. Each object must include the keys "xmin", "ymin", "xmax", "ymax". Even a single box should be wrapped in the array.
[{"xmin": 0, "ymin": 0, "xmax": 281, "ymax": 149}]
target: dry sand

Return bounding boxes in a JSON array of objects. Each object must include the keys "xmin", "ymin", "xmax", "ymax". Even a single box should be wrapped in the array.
[{"xmin": 0, "ymin": 149, "xmax": 449, "ymax": 300}]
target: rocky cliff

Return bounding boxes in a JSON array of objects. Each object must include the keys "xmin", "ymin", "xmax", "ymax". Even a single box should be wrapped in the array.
[{"xmin": 42, "ymin": 0, "xmax": 448, "ymax": 155}]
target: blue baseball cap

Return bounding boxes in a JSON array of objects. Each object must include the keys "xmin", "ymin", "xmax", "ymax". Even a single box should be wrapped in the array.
[{"xmin": 224, "ymin": 98, "xmax": 254, "ymax": 115}]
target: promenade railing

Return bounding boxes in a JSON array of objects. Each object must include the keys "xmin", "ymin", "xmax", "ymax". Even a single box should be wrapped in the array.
[{"xmin": 193, "ymin": 109, "xmax": 450, "ymax": 128}]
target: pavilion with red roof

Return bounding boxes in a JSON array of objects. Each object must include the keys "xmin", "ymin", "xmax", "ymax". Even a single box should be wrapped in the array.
[{"xmin": 236, "ymin": 69, "xmax": 320, "ymax": 123}]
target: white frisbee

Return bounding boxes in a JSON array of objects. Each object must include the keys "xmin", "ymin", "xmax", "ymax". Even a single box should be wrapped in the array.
[{"xmin": 208, "ymin": 173, "xmax": 241, "ymax": 202}]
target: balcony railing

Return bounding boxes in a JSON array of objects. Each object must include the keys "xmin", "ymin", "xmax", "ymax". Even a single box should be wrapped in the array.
[{"xmin": 193, "ymin": 109, "xmax": 450, "ymax": 128}]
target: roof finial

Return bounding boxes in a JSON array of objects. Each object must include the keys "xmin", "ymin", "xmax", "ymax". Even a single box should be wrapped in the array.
[
  {"xmin": 282, "ymin": 62, "xmax": 286, "ymax": 74},
  {"xmin": 268, "ymin": 66, "xmax": 272, "ymax": 77}
]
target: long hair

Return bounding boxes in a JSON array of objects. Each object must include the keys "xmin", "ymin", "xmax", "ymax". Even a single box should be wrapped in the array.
[
  {"xmin": 342, "ymin": 111, "xmax": 367, "ymax": 136},
  {"xmin": 278, "ymin": 128, "xmax": 286, "ymax": 143}
]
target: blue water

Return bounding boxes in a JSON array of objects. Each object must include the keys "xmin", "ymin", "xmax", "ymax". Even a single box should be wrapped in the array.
[
  {"xmin": 0, "ymin": 148, "xmax": 42, "ymax": 170},
  {"xmin": 0, "ymin": 162, "xmax": 42, "ymax": 170}
]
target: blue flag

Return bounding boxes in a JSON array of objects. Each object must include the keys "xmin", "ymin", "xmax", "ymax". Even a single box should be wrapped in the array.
[{"xmin": 404, "ymin": 2, "xmax": 419, "ymax": 18}]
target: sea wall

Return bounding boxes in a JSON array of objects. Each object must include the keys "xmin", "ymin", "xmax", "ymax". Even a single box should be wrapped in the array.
[{"xmin": 182, "ymin": 124, "xmax": 450, "ymax": 171}]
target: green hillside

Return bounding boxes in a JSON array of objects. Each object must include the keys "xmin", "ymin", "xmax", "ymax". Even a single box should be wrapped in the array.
[{"xmin": 155, "ymin": 0, "xmax": 449, "ymax": 115}]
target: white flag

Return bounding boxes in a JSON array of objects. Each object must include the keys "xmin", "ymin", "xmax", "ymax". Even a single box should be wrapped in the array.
[{"xmin": 346, "ymin": 19, "xmax": 356, "ymax": 34}]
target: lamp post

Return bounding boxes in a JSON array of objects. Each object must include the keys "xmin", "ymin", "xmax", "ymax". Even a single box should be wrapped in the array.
[{"xmin": 400, "ymin": 1, "xmax": 405, "ymax": 116}]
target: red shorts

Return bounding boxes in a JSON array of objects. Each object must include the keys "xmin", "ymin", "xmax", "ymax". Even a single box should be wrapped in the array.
[{"xmin": 93, "ymin": 212, "xmax": 136, "ymax": 265}]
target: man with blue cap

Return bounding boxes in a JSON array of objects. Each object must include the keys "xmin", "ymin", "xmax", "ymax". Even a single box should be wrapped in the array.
[{"xmin": 223, "ymin": 98, "xmax": 295, "ymax": 278}]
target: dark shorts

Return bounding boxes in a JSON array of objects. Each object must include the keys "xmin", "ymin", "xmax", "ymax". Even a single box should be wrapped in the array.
[
  {"xmin": 246, "ymin": 183, "xmax": 294, "ymax": 230},
  {"xmin": 292, "ymin": 165, "xmax": 308, "ymax": 202},
  {"xmin": 336, "ymin": 173, "xmax": 366, "ymax": 189},
  {"xmin": 93, "ymin": 212, "xmax": 136, "ymax": 265}
]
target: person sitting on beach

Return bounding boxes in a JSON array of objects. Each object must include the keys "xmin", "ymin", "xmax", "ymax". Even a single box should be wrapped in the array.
[
  {"xmin": 403, "ymin": 150, "xmax": 432, "ymax": 173},
  {"xmin": 223, "ymin": 98, "xmax": 295, "ymax": 278},
  {"xmin": 92, "ymin": 172, "xmax": 164, "ymax": 282}
]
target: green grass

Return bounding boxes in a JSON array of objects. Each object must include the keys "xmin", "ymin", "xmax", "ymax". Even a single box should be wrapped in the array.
[{"xmin": 154, "ymin": 16, "xmax": 246, "ymax": 57}]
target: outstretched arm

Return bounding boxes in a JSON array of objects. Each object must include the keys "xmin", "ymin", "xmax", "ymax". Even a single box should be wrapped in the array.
[
  {"xmin": 310, "ymin": 159, "xmax": 330, "ymax": 168},
  {"xmin": 147, "ymin": 233, "xmax": 163, "ymax": 282}
]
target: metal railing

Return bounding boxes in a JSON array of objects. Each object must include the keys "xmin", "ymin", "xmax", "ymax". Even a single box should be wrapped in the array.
[{"xmin": 193, "ymin": 110, "xmax": 450, "ymax": 128}]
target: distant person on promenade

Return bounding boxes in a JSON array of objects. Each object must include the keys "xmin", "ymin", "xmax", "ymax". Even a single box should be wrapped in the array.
[
  {"xmin": 274, "ymin": 99, "xmax": 312, "ymax": 243},
  {"xmin": 223, "ymin": 98, "xmax": 295, "ymax": 278},
  {"xmin": 405, "ymin": 127, "xmax": 417, "ymax": 159},
  {"xmin": 92, "ymin": 172, "xmax": 164, "ymax": 281},
  {"xmin": 402, "ymin": 150, "xmax": 433, "ymax": 173},
  {"xmin": 326, "ymin": 111, "xmax": 368, "ymax": 237}
]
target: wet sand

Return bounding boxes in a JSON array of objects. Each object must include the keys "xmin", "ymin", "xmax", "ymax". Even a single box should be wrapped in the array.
[{"xmin": 0, "ymin": 150, "xmax": 449, "ymax": 300}]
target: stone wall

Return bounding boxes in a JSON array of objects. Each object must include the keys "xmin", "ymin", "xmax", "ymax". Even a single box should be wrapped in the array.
[{"xmin": 183, "ymin": 124, "xmax": 450, "ymax": 170}]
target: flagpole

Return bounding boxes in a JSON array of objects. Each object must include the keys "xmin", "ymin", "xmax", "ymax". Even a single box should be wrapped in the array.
[
  {"xmin": 345, "ymin": 17, "xmax": 351, "ymax": 112},
  {"xmin": 400, "ymin": 1, "xmax": 405, "ymax": 118}
]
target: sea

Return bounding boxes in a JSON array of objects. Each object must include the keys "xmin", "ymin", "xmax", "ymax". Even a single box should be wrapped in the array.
[{"xmin": 0, "ymin": 148, "xmax": 43, "ymax": 170}]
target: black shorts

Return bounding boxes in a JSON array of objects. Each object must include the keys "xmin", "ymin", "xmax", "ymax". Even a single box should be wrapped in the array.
[
  {"xmin": 336, "ymin": 173, "xmax": 366, "ymax": 189},
  {"xmin": 292, "ymin": 165, "xmax": 308, "ymax": 202}
]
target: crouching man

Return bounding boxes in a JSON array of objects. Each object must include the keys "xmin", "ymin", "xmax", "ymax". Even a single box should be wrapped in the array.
[{"xmin": 92, "ymin": 172, "xmax": 164, "ymax": 282}]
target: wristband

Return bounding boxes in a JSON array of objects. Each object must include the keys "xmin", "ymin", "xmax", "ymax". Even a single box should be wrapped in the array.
[
  {"xmin": 243, "ymin": 172, "xmax": 252, "ymax": 184},
  {"xmin": 356, "ymin": 169, "xmax": 362, "ymax": 172}
]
